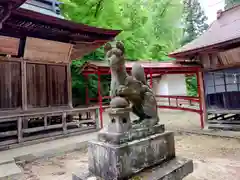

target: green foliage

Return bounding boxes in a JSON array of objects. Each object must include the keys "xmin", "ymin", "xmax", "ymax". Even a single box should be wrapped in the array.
[
  {"xmin": 225, "ymin": 0, "xmax": 240, "ymax": 9},
  {"xmin": 61, "ymin": 0, "xmax": 184, "ymax": 60},
  {"xmin": 181, "ymin": 0, "xmax": 208, "ymax": 96},
  {"xmin": 186, "ymin": 76, "xmax": 198, "ymax": 96},
  {"xmin": 60, "ymin": 0, "xmax": 186, "ymax": 104}
]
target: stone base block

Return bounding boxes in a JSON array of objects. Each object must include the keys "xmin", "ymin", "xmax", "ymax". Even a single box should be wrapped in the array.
[
  {"xmin": 98, "ymin": 124, "xmax": 165, "ymax": 144},
  {"xmin": 88, "ymin": 131, "xmax": 175, "ymax": 180},
  {"xmin": 72, "ymin": 157, "xmax": 193, "ymax": 180}
]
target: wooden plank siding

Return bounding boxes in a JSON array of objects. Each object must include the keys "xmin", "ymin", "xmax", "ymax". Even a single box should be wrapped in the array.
[
  {"xmin": 0, "ymin": 61, "xmax": 21, "ymax": 109},
  {"xmin": 0, "ymin": 36, "xmax": 20, "ymax": 56},
  {"xmin": 24, "ymin": 37, "xmax": 72, "ymax": 64},
  {"xmin": 48, "ymin": 65, "xmax": 68, "ymax": 106},
  {"xmin": 27, "ymin": 63, "xmax": 48, "ymax": 108},
  {"xmin": 0, "ymin": 36, "xmax": 73, "ymax": 112},
  {"xmin": 0, "ymin": 60, "xmax": 69, "ymax": 110},
  {"xmin": 200, "ymin": 46, "xmax": 240, "ymax": 71},
  {"xmin": 27, "ymin": 63, "xmax": 68, "ymax": 108}
]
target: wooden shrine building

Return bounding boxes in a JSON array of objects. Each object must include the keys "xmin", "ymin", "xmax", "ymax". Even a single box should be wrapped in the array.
[
  {"xmin": 169, "ymin": 5, "xmax": 240, "ymax": 130},
  {"xmin": 0, "ymin": 0, "xmax": 120, "ymax": 149}
]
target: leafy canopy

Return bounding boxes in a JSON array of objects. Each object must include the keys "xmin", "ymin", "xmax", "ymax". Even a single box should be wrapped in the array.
[
  {"xmin": 60, "ymin": 0, "xmax": 209, "ymax": 104},
  {"xmin": 61, "ymin": 0, "xmax": 184, "ymax": 60}
]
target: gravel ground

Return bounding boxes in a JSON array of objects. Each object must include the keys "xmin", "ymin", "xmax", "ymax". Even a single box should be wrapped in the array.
[
  {"xmin": 18, "ymin": 111, "xmax": 240, "ymax": 180},
  {"xmin": 18, "ymin": 133, "xmax": 240, "ymax": 180}
]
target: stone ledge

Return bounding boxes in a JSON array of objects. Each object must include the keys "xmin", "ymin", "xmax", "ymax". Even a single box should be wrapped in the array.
[
  {"xmin": 98, "ymin": 124, "xmax": 165, "ymax": 144},
  {"xmin": 72, "ymin": 157, "xmax": 193, "ymax": 180},
  {"xmin": 0, "ymin": 163, "xmax": 22, "ymax": 180}
]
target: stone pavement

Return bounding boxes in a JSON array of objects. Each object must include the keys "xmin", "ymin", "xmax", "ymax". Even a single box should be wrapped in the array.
[{"xmin": 0, "ymin": 131, "xmax": 98, "ymax": 179}]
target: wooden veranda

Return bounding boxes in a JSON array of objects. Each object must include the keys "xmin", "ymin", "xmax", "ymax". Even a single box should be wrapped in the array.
[
  {"xmin": 80, "ymin": 61, "xmax": 205, "ymax": 129},
  {"xmin": 0, "ymin": 0, "xmax": 120, "ymax": 149}
]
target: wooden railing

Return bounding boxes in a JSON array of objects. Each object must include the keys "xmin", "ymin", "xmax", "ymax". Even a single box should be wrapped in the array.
[
  {"xmin": 0, "ymin": 107, "xmax": 98, "ymax": 149},
  {"xmin": 156, "ymin": 95, "xmax": 201, "ymax": 113},
  {"xmin": 99, "ymin": 95, "xmax": 204, "ymax": 128}
]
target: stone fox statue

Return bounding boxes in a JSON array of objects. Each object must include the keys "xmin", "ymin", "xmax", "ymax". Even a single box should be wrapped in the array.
[{"xmin": 104, "ymin": 41, "xmax": 159, "ymax": 124}]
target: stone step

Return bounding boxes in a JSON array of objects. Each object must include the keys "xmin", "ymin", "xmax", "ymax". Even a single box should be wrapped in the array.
[
  {"xmin": 135, "ymin": 157, "xmax": 193, "ymax": 180},
  {"xmin": 0, "ymin": 156, "xmax": 14, "ymax": 166},
  {"xmin": 72, "ymin": 157, "xmax": 193, "ymax": 180},
  {"xmin": 0, "ymin": 163, "xmax": 22, "ymax": 180}
]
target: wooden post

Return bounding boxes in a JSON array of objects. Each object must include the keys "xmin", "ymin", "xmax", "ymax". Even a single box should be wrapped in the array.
[
  {"xmin": 67, "ymin": 63, "xmax": 73, "ymax": 108},
  {"xmin": 17, "ymin": 117, "xmax": 23, "ymax": 143},
  {"xmin": 44, "ymin": 116, "xmax": 48, "ymax": 128},
  {"xmin": 21, "ymin": 60, "xmax": 27, "ymax": 110},
  {"xmin": 62, "ymin": 112, "xmax": 67, "ymax": 134},
  {"xmin": 98, "ymin": 70, "xmax": 103, "ymax": 128},
  {"xmin": 85, "ymin": 74, "xmax": 89, "ymax": 105},
  {"xmin": 21, "ymin": 60, "xmax": 29, "ymax": 129},
  {"xmin": 196, "ymin": 71, "xmax": 206, "ymax": 129}
]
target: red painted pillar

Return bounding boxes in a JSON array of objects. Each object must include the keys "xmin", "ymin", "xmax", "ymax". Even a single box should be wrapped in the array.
[
  {"xmin": 85, "ymin": 74, "xmax": 89, "ymax": 105},
  {"xmin": 97, "ymin": 70, "xmax": 103, "ymax": 128},
  {"xmin": 150, "ymin": 68, "xmax": 153, "ymax": 88},
  {"xmin": 196, "ymin": 72, "xmax": 204, "ymax": 129}
]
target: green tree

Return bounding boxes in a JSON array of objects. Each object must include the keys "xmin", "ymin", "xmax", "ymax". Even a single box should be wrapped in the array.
[
  {"xmin": 225, "ymin": 0, "xmax": 240, "ymax": 9},
  {"xmin": 60, "ymin": 0, "xmax": 185, "ymax": 104},
  {"xmin": 181, "ymin": 0, "xmax": 208, "ymax": 45},
  {"xmin": 181, "ymin": 0, "xmax": 208, "ymax": 96},
  {"xmin": 61, "ymin": 0, "xmax": 184, "ymax": 60}
]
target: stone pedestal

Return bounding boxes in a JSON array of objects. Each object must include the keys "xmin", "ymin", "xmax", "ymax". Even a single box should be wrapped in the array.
[
  {"xmin": 88, "ymin": 131, "xmax": 175, "ymax": 179},
  {"xmin": 72, "ymin": 107, "xmax": 193, "ymax": 180}
]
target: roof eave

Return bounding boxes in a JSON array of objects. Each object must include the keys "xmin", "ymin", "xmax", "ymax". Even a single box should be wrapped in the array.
[
  {"xmin": 13, "ymin": 7, "xmax": 121, "ymax": 36},
  {"xmin": 169, "ymin": 37, "xmax": 240, "ymax": 59}
]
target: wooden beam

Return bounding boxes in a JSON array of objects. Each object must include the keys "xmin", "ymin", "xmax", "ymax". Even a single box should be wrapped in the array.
[
  {"xmin": 21, "ymin": 60, "xmax": 27, "ymax": 110},
  {"xmin": 201, "ymin": 54, "xmax": 211, "ymax": 69},
  {"xmin": 67, "ymin": 44, "xmax": 73, "ymax": 108},
  {"xmin": 62, "ymin": 112, "xmax": 67, "ymax": 134},
  {"xmin": 44, "ymin": 116, "xmax": 48, "ymax": 128},
  {"xmin": 24, "ymin": 37, "xmax": 73, "ymax": 63},
  {"xmin": 85, "ymin": 75, "xmax": 89, "ymax": 105},
  {"xmin": 67, "ymin": 63, "xmax": 73, "ymax": 108},
  {"xmin": 17, "ymin": 117, "xmax": 22, "ymax": 143}
]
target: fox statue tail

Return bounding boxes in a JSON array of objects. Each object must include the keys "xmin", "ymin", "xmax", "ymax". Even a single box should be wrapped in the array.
[{"xmin": 131, "ymin": 63, "xmax": 147, "ymax": 85}]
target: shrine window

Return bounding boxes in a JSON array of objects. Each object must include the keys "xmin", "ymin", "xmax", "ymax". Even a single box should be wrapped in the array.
[{"xmin": 205, "ymin": 68, "xmax": 240, "ymax": 110}]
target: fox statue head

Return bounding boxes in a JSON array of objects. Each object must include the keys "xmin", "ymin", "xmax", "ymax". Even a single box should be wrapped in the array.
[{"xmin": 104, "ymin": 41, "xmax": 125, "ymax": 71}]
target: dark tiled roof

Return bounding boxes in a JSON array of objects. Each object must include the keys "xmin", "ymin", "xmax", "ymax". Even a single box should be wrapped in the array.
[
  {"xmin": 169, "ymin": 5, "xmax": 240, "ymax": 58},
  {"xmin": 0, "ymin": 0, "xmax": 121, "ymax": 60}
]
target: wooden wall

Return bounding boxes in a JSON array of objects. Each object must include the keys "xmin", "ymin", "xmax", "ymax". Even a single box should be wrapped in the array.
[
  {"xmin": 0, "ymin": 36, "xmax": 73, "ymax": 111},
  {"xmin": 200, "ymin": 46, "xmax": 240, "ymax": 70},
  {"xmin": 201, "ymin": 46, "xmax": 240, "ymax": 111},
  {"xmin": 0, "ymin": 61, "xmax": 21, "ymax": 109}
]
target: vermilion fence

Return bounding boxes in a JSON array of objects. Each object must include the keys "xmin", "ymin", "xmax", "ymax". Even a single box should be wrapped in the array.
[{"xmin": 97, "ymin": 94, "xmax": 204, "ymax": 129}]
